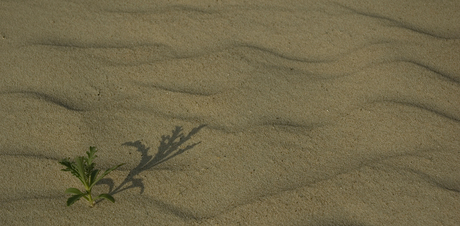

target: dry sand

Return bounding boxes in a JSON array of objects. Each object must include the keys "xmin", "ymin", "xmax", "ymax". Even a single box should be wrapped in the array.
[{"xmin": 1, "ymin": 0, "xmax": 460, "ymax": 225}]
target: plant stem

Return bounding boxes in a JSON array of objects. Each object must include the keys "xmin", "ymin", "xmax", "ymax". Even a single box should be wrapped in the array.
[{"xmin": 86, "ymin": 189, "xmax": 95, "ymax": 207}]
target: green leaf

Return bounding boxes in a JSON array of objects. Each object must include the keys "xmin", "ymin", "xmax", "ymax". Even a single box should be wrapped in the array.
[
  {"xmin": 65, "ymin": 188, "xmax": 84, "ymax": 195},
  {"xmin": 97, "ymin": 193, "xmax": 115, "ymax": 203},
  {"xmin": 89, "ymin": 169, "xmax": 100, "ymax": 188},
  {"xmin": 59, "ymin": 158, "xmax": 82, "ymax": 179},
  {"xmin": 86, "ymin": 146, "xmax": 98, "ymax": 166},
  {"xmin": 74, "ymin": 157, "xmax": 89, "ymax": 188},
  {"xmin": 67, "ymin": 194, "xmax": 85, "ymax": 206},
  {"xmin": 60, "ymin": 146, "xmax": 125, "ymax": 207},
  {"xmin": 85, "ymin": 151, "xmax": 96, "ymax": 177},
  {"xmin": 58, "ymin": 158, "xmax": 72, "ymax": 170}
]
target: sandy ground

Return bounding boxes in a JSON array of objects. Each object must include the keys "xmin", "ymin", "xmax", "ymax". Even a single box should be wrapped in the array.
[{"xmin": 1, "ymin": 0, "xmax": 460, "ymax": 225}]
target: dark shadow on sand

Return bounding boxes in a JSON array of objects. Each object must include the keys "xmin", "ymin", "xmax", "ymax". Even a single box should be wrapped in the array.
[{"xmin": 101, "ymin": 124, "xmax": 206, "ymax": 196}]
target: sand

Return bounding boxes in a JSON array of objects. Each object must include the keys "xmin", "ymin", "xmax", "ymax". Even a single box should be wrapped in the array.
[{"xmin": 1, "ymin": 0, "xmax": 459, "ymax": 225}]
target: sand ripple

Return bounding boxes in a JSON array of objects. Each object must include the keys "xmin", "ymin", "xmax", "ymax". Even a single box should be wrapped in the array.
[{"xmin": 1, "ymin": 0, "xmax": 459, "ymax": 225}]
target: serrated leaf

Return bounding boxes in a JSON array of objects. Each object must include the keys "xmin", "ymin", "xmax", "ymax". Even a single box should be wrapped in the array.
[
  {"xmin": 97, "ymin": 194, "xmax": 115, "ymax": 203},
  {"xmin": 59, "ymin": 159, "xmax": 71, "ymax": 168},
  {"xmin": 60, "ymin": 159, "xmax": 82, "ymax": 179},
  {"xmin": 60, "ymin": 146, "xmax": 125, "ymax": 207},
  {"xmin": 89, "ymin": 169, "xmax": 100, "ymax": 188},
  {"xmin": 65, "ymin": 188, "xmax": 84, "ymax": 195},
  {"xmin": 74, "ymin": 157, "xmax": 89, "ymax": 188},
  {"xmin": 87, "ymin": 146, "xmax": 98, "ymax": 165}
]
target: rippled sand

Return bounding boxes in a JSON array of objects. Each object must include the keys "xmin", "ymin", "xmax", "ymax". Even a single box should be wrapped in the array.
[{"xmin": 1, "ymin": 0, "xmax": 459, "ymax": 225}]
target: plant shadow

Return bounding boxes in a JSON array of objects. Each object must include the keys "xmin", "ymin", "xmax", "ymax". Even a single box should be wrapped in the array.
[{"xmin": 101, "ymin": 124, "xmax": 206, "ymax": 196}]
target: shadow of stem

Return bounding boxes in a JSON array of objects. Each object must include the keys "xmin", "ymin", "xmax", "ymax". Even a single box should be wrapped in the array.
[{"xmin": 104, "ymin": 124, "xmax": 206, "ymax": 195}]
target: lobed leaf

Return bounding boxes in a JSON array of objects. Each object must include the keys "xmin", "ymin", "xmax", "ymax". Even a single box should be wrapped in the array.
[
  {"xmin": 60, "ymin": 146, "xmax": 125, "ymax": 207},
  {"xmin": 59, "ymin": 159, "xmax": 82, "ymax": 179},
  {"xmin": 58, "ymin": 159, "xmax": 72, "ymax": 169},
  {"xmin": 86, "ymin": 146, "xmax": 98, "ymax": 166},
  {"xmin": 89, "ymin": 169, "xmax": 100, "ymax": 188},
  {"xmin": 74, "ymin": 157, "xmax": 89, "ymax": 188}
]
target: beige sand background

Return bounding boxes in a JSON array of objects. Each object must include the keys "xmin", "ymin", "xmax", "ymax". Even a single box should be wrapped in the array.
[{"xmin": 1, "ymin": 0, "xmax": 460, "ymax": 225}]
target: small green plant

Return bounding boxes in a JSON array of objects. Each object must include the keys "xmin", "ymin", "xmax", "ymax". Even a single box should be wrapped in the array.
[{"xmin": 59, "ymin": 146, "xmax": 125, "ymax": 207}]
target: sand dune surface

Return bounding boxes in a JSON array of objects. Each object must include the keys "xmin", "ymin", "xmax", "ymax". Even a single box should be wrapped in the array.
[{"xmin": 1, "ymin": 0, "xmax": 459, "ymax": 225}]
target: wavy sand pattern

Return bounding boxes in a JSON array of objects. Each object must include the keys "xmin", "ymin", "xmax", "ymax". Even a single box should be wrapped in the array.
[{"xmin": 1, "ymin": 0, "xmax": 459, "ymax": 225}]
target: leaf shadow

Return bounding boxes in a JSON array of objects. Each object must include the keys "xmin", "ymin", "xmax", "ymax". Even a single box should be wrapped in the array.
[{"xmin": 104, "ymin": 124, "xmax": 206, "ymax": 196}]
